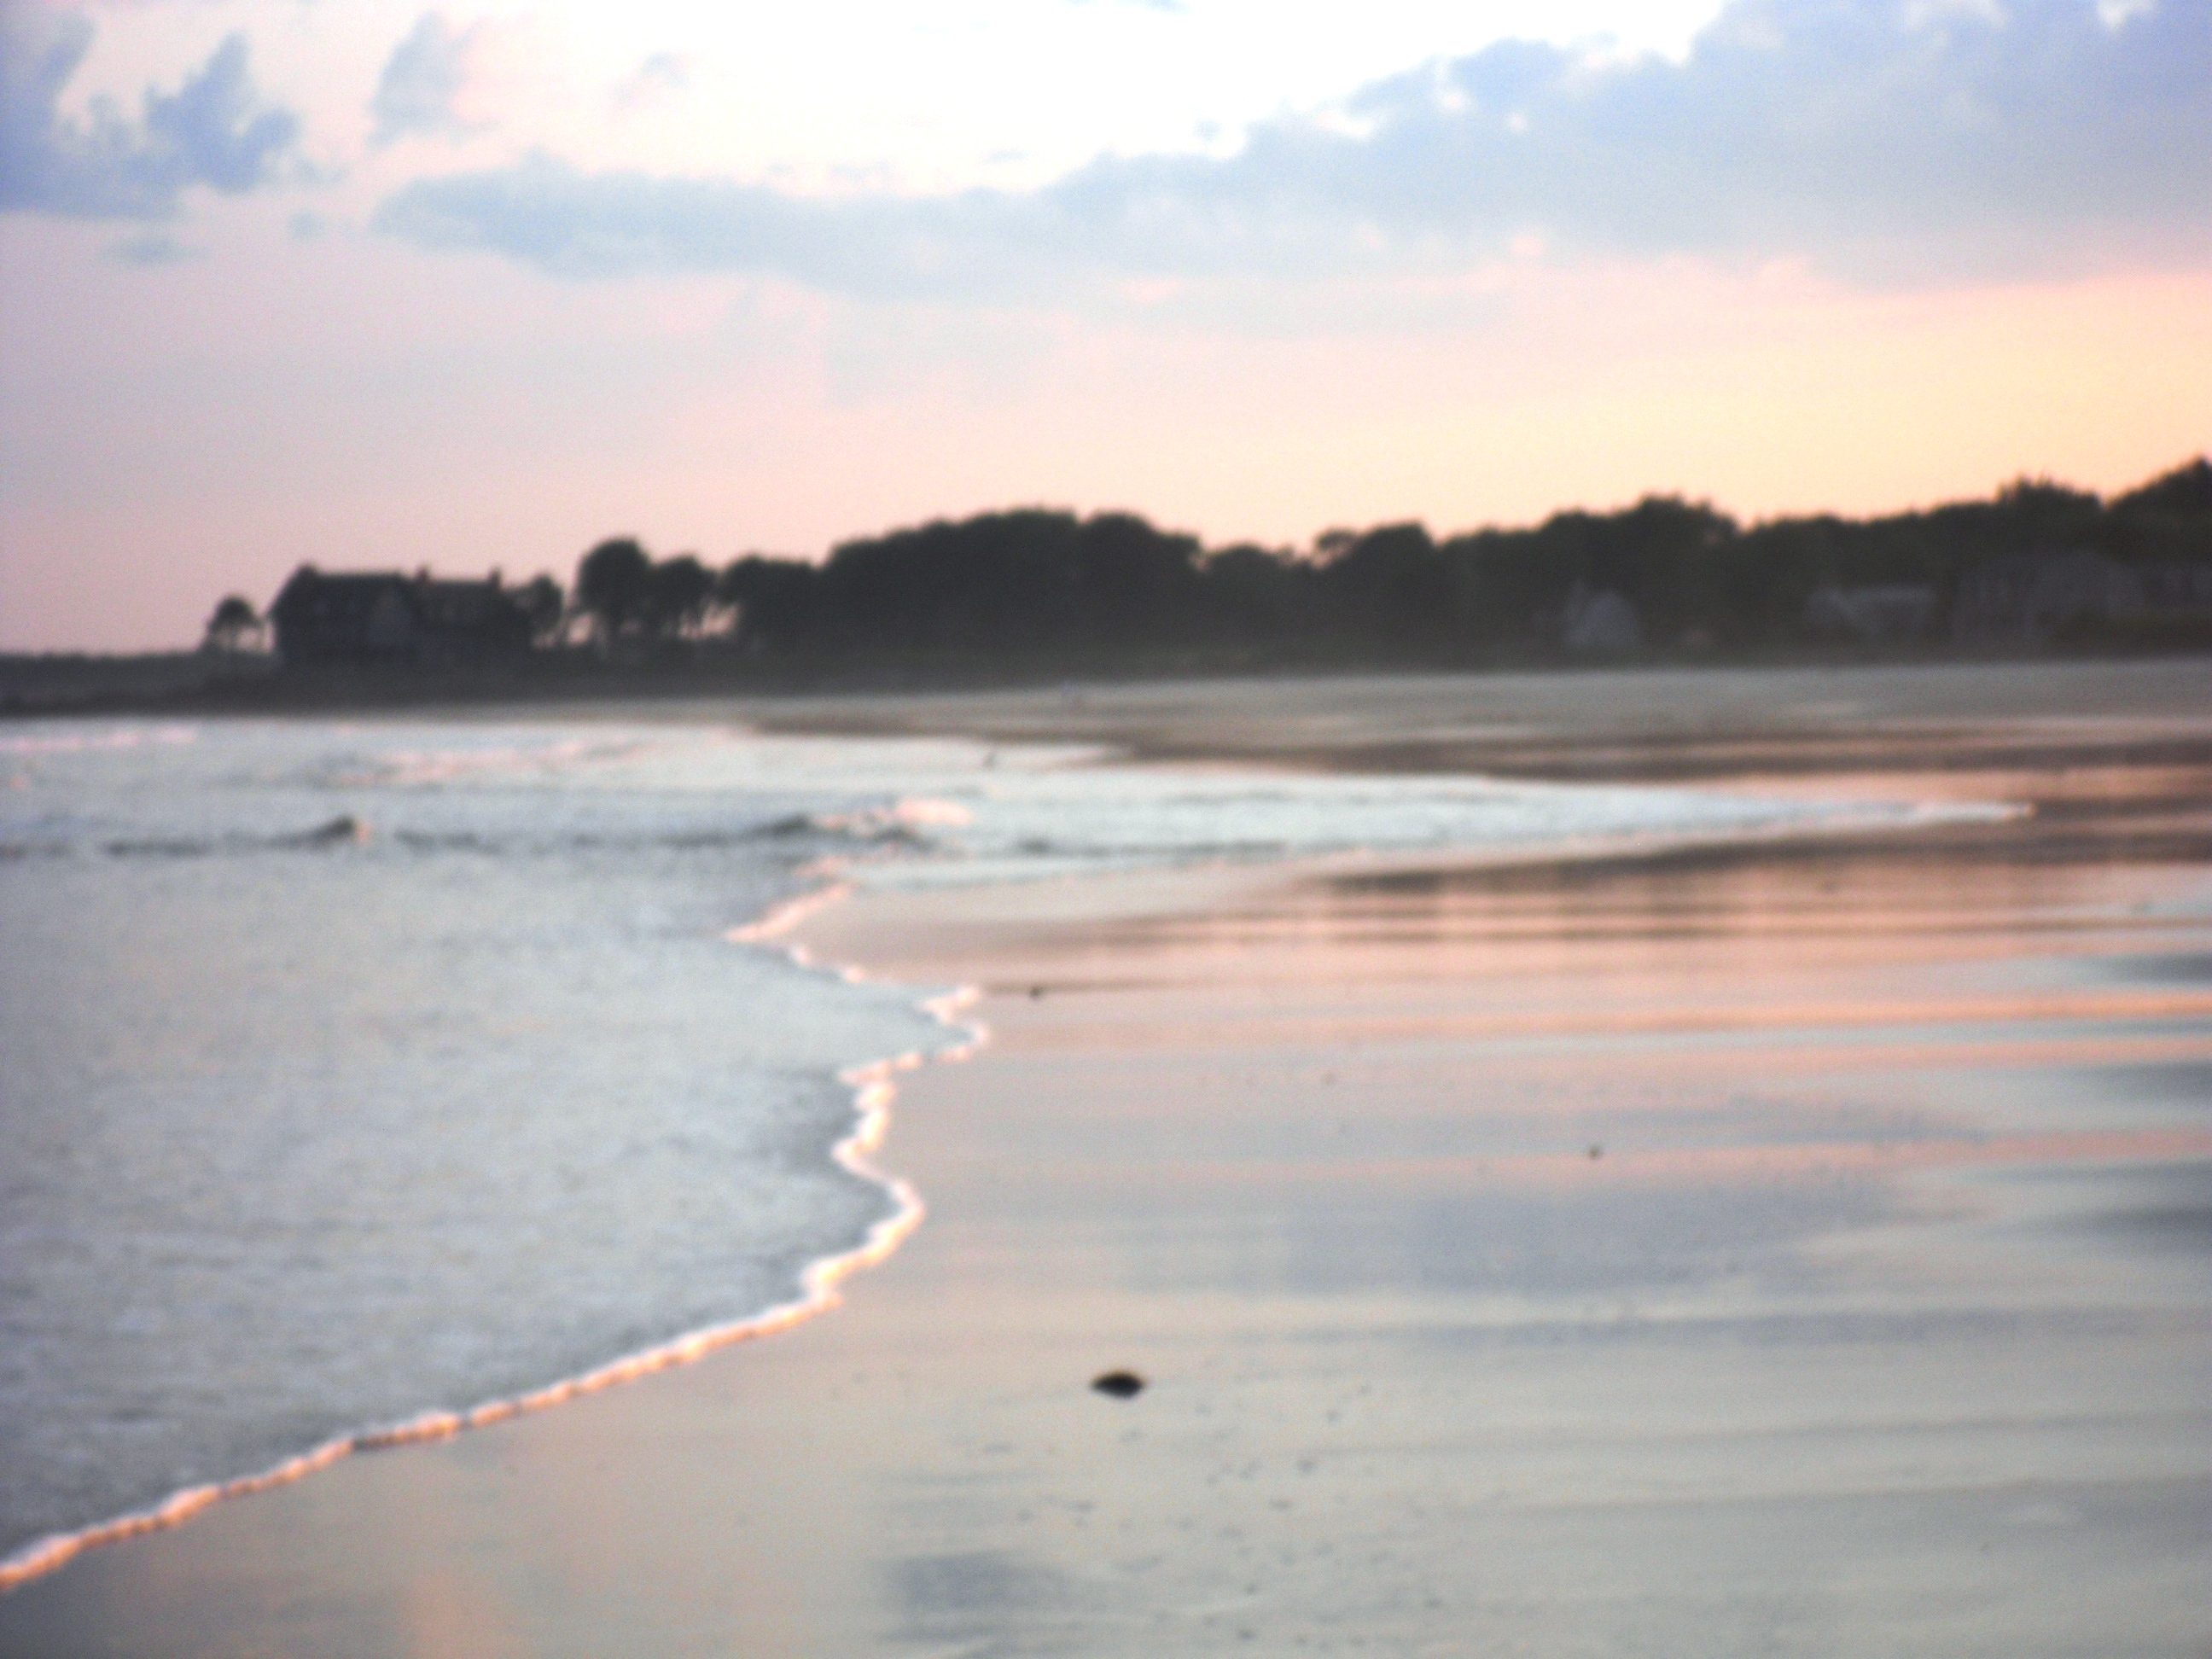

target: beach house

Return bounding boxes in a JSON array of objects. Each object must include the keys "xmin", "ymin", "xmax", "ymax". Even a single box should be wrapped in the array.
[{"xmin": 269, "ymin": 567, "xmax": 535, "ymax": 667}]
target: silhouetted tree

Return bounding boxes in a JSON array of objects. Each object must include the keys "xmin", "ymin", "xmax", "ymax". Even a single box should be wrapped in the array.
[
  {"xmin": 820, "ymin": 509, "xmax": 1086, "ymax": 650},
  {"xmin": 643, "ymin": 555, "xmax": 715, "ymax": 638},
  {"xmin": 1198, "ymin": 544, "xmax": 1313, "ymax": 642},
  {"xmin": 586, "ymin": 456, "xmax": 2211, "ymax": 672},
  {"xmin": 1319, "ymin": 522, "xmax": 1452, "ymax": 646},
  {"xmin": 2101, "ymin": 458, "xmax": 2212, "ymax": 564},
  {"xmin": 719, "ymin": 555, "xmax": 824, "ymax": 651},
  {"xmin": 202, "ymin": 594, "xmax": 263, "ymax": 653},
  {"xmin": 515, "ymin": 573, "xmax": 566, "ymax": 644},
  {"xmin": 2114, "ymin": 457, "xmax": 2212, "ymax": 518},
  {"xmin": 576, "ymin": 538, "xmax": 654, "ymax": 642}
]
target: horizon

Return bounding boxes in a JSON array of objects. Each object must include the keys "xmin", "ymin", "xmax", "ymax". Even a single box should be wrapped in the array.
[
  {"xmin": 3, "ymin": 0, "xmax": 2209, "ymax": 652},
  {"xmin": 16, "ymin": 451, "xmax": 2212, "ymax": 658}
]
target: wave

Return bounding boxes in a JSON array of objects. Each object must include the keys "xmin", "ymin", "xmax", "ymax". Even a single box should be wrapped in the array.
[
  {"xmin": 0, "ymin": 840, "xmax": 70, "ymax": 862},
  {"xmin": 745, "ymin": 797, "xmax": 970, "ymax": 847},
  {"xmin": 727, "ymin": 882, "xmax": 858, "ymax": 959},
  {"xmin": 38, "ymin": 799, "xmax": 965, "ymax": 865},
  {"xmin": 0, "ymin": 877, "xmax": 985, "ymax": 1596},
  {"xmin": 326, "ymin": 737, "xmax": 650, "ymax": 789},
  {"xmin": 96, "ymin": 815, "xmax": 374, "ymax": 859},
  {"xmin": 0, "ymin": 725, "xmax": 197, "ymax": 757}
]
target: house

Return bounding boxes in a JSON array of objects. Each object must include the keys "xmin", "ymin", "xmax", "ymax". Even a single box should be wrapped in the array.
[
  {"xmin": 1949, "ymin": 550, "xmax": 2145, "ymax": 643},
  {"xmin": 1802, "ymin": 584, "xmax": 1937, "ymax": 643},
  {"xmin": 1560, "ymin": 582, "xmax": 1643, "ymax": 654},
  {"xmin": 2139, "ymin": 562, "xmax": 2212, "ymax": 614},
  {"xmin": 270, "ymin": 567, "xmax": 535, "ymax": 667}
]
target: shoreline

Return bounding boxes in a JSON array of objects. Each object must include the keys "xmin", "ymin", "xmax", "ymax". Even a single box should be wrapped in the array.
[
  {"xmin": 8, "ymin": 654, "xmax": 2210, "ymax": 751},
  {"xmin": 662, "ymin": 733, "xmax": 2212, "ymax": 1653},
  {"xmin": 3, "ymin": 661, "xmax": 2207, "ymax": 1655},
  {"xmin": 7, "ymin": 643, "xmax": 2209, "ymax": 724},
  {"xmin": 0, "ymin": 763, "xmax": 1987, "ymax": 1596},
  {"xmin": 0, "ymin": 876, "xmax": 984, "ymax": 1598}
]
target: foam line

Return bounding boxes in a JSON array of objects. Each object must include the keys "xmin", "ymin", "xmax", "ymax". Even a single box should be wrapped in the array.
[
  {"xmin": 727, "ymin": 878, "xmax": 856, "ymax": 969},
  {"xmin": 0, "ymin": 878, "xmax": 986, "ymax": 1596}
]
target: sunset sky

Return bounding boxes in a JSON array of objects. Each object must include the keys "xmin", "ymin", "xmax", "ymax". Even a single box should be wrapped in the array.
[{"xmin": 2, "ymin": 0, "xmax": 2207, "ymax": 650}]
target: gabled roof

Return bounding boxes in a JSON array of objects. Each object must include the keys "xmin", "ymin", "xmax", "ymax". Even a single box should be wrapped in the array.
[{"xmin": 271, "ymin": 568, "xmax": 416, "ymax": 620}]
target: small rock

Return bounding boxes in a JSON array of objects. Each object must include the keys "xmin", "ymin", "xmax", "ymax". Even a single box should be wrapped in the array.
[
  {"xmin": 1091, "ymin": 1370, "xmax": 1145, "ymax": 1400},
  {"xmin": 283, "ymin": 814, "xmax": 368, "ymax": 848}
]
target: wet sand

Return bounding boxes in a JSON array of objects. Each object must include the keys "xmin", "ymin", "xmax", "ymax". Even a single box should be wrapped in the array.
[{"xmin": 3, "ymin": 662, "xmax": 2209, "ymax": 1656}]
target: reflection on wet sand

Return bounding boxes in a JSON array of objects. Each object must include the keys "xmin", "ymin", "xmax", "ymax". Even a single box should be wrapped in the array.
[
  {"xmin": 770, "ymin": 757, "xmax": 2203, "ymax": 1654},
  {"xmin": 978, "ymin": 826, "xmax": 2210, "ymax": 1305}
]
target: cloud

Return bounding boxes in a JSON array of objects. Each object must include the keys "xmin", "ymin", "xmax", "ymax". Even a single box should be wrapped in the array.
[
  {"xmin": 1, "ymin": 10, "xmax": 303, "ymax": 219},
  {"xmin": 612, "ymin": 50, "xmax": 689, "ymax": 112},
  {"xmin": 370, "ymin": 11, "xmax": 487, "ymax": 146},
  {"xmin": 372, "ymin": 0, "xmax": 2211, "ymax": 291},
  {"xmin": 106, "ymin": 229, "xmax": 202, "ymax": 264},
  {"xmin": 372, "ymin": 153, "xmax": 937, "ymax": 293}
]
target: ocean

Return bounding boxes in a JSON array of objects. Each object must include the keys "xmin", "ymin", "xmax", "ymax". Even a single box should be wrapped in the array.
[{"xmin": 0, "ymin": 713, "xmax": 1942, "ymax": 1580}]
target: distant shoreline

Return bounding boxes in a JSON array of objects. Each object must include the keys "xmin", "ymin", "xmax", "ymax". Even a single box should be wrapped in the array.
[{"xmin": 5, "ymin": 634, "xmax": 2209, "ymax": 723}]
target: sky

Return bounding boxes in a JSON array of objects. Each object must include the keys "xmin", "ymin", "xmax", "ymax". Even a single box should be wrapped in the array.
[{"xmin": 1, "ymin": 0, "xmax": 2208, "ymax": 650}]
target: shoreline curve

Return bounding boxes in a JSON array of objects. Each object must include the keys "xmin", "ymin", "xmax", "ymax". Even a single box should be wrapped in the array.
[{"xmin": 0, "ymin": 876, "xmax": 985, "ymax": 1596}]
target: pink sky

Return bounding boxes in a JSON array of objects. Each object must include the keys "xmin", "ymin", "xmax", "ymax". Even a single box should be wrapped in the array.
[{"xmin": 3, "ymin": 0, "xmax": 2207, "ymax": 650}]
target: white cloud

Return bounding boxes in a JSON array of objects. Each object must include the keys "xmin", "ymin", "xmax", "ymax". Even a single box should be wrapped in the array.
[{"xmin": 611, "ymin": 50, "xmax": 689, "ymax": 112}]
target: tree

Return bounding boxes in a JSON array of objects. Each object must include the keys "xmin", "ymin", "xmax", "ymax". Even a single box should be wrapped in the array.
[
  {"xmin": 1318, "ymin": 522, "xmax": 1450, "ymax": 645},
  {"xmin": 643, "ymin": 554, "xmax": 715, "ymax": 638},
  {"xmin": 1074, "ymin": 513, "xmax": 1202, "ymax": 642},
  {"xmin": 575, "ymin": 538, "xmax": 654, "ymax": 642},
  {"xmin": 719, "ymin": 555, "xmax": 824, "ymax": 651},
  {"xmin": 2113, "ymin": 457, "xmax": 2212, "ymax": 518},
  {"xmin": 515, "ymin": 573, "xmax": 567, "ymax": 645},
  {"xmin": 202, "ymin": 594, "xmax": 263, "ymax": 653},
  {"xmin": 1197, "ymin": 544, "xmax": 1312, "ymax": 643}
]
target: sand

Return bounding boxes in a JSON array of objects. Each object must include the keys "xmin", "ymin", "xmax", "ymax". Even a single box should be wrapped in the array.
[{"xmin": 3, "ymin": 660, "xmax": 2208, "ymax": 1656}]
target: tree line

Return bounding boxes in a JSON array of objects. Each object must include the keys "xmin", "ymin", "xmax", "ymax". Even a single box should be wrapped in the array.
[{"xmin": 210, "ymin": 457, "xmax": 2212, "ymax": 665}]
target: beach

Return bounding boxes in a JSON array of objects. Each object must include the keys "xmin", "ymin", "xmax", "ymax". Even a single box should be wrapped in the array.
[{"xmin": 2, "ymin": 661, "xmax": 2208, "ymax": 1656}]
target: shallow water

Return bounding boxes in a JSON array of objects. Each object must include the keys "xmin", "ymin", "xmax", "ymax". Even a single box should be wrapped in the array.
[{"xmin": 0, "ymin": 715, "xmax": 1937, "ymax": 1571}]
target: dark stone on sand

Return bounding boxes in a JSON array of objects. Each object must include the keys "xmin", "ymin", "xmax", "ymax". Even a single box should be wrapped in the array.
[
  {"xmin": 1091, "ymin": 1370, "xmax": 1144, "ymax": 1399},
  {"xmin": 281, "ymin": 814, "xmax": 368, "ymax": 848}
]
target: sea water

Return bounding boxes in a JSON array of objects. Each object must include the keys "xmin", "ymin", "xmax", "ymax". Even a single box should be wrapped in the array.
[{"xmin": 0, "ymin": 714, "xmax": 1941, "ymax": 1577}]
